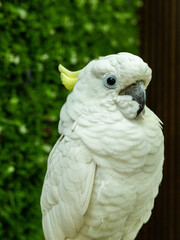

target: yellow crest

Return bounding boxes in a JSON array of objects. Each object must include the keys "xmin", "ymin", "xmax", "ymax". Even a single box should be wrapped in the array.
[{"xmin": 58, "ymin": 64, "xmax": 80, "ymax": 91}]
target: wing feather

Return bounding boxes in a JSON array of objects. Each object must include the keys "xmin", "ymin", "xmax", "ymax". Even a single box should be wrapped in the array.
[{"xmin": 41, "ymin": 136, "xmax": 96, "ymax": 240}]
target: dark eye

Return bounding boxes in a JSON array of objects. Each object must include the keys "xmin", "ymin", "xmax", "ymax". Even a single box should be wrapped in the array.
[{"xmin": 103, "ymin": 75, "xmax": 117, "ymax": 89}]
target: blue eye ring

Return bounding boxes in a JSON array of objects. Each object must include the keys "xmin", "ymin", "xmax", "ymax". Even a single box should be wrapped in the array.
[{"xmin": 103, "ymin": 75, "xmax": 117, "ymax": 89}]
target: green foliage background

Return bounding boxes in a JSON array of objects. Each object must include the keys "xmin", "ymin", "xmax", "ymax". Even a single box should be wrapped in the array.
[{"xmin": 0, "ymin": 0, "xmax": 142, "ymax": 239}]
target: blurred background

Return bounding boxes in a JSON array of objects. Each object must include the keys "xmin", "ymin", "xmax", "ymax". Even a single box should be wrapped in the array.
[{"xmin": 0, "ymin": 0, "xmax": 179, "ymax": 239}]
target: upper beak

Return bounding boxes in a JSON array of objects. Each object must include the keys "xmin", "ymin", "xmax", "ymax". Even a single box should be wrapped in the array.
[{"xmin": 123, "ymin": 80, "xmax": 146, "ymax": 116}]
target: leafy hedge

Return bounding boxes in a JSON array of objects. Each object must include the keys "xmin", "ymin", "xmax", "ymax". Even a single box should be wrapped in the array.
[{"xmin": 0, "ymin": 0, "xmax": 142, "ymax": 239}]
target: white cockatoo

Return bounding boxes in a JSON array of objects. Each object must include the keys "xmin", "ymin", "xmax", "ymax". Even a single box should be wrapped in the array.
[{"xmin": 41, "ymin": 52, "xmax": 164, "ymax": 240}]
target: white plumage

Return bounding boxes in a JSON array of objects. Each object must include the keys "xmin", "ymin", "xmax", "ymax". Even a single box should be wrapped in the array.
[{"xmin": 41, "ymin": 52, "xmax": 164, "ymax": 240}]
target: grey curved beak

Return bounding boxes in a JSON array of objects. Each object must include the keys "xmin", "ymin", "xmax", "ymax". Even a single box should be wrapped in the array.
[{"xmin": 124, "ymin": 81, "xmax": 146, "ymax": 116}]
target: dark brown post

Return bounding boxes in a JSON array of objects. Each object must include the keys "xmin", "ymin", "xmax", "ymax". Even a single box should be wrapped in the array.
[{"xmin": 139, "ymin": 1, "xmax": 180, "ymax": 239}]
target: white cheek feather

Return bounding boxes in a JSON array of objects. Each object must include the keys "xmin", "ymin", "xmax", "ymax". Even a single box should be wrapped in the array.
[{"xmin": 115, "ymin": 95, "xmax": 140, "ymax": 119}]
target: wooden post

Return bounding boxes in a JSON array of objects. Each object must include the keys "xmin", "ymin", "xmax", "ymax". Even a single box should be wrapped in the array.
[{"xmin": 139, "ymin": 0, "xmax": 180, "ymax": 239}]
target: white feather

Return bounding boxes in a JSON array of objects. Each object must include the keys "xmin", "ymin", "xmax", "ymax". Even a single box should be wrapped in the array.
[{"xmin": 41, "ymin": 52, "xmax": 164, "ymax": 240}]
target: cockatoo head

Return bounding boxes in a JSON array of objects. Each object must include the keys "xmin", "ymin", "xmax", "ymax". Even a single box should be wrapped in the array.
[{"xmin": 59, "ymin": 52, "xmax": 152, "ymax": 120}]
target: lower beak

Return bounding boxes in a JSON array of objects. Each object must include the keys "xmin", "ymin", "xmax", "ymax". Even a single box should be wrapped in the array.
[{"xmin": 124, "ymin": 81, "xmax": 146, "ymax": 116}]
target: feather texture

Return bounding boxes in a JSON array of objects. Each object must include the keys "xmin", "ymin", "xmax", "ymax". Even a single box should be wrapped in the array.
[
  {"xmin": 41, "ymin": 52, "xmax": 164, "ymax": 240},
  {"xmin": 41, "ymin": 136, "xmax": 96, "ymax": 239}
]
